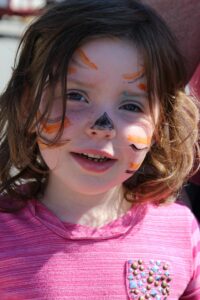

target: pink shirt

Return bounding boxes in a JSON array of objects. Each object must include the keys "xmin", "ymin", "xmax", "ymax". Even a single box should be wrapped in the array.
[{"xmin": 0, "ymin": 199, "xmax": 199, "ymax": 299}]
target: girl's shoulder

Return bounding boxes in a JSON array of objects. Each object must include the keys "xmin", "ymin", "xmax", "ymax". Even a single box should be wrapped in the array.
[
  {"xmin": 0, "ymin": 200, "xmax": 34, "ymax": 234},
  {"xmin": 149, "ymin": 200, "xmax": 196, "ymax": 218},
  {"xmin": 146, "ymin": 201, "xmax": 199, "ymax": 236}
]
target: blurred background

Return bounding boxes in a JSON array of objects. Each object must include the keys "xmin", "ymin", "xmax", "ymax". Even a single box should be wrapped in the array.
[{"xmin": 0, "ymin": 0, "xmax": 60, "ymax": 93}]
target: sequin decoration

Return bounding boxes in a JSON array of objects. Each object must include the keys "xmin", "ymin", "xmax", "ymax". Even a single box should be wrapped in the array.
[{"xmin": 126, "ymin": 259, "xmax": 172, "ymax": 299}]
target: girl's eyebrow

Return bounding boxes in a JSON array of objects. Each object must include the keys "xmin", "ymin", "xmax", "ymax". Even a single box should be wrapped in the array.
[
  {"xmin": 67, "ymin": 78, "xmax": 95, "ymax": 89},
  {"xmin": 122, "ymin": 91, "xmax": 147, "ymax": 98}
]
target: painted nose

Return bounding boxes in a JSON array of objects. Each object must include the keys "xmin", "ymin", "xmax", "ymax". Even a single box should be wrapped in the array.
[{"xmin": 86, "ymin": 112, "xmax": 116, "ymax": 139}]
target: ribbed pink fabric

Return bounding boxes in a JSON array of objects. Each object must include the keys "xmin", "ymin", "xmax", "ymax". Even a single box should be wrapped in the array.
[{"xmin": 0, "ymin": 200, "xmax": 199, "ymax": 299}]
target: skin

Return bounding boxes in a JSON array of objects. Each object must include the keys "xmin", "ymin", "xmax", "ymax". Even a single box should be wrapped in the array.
[
  {"xmin": 126, "ymin": 162, "xmax": 141, "ymax": 174},
  {"xmin": 122, "ymin": 68, "xmax": 144, "ymax": 83},
  {"xmin": 76, "ymin": 49, "xmax": 98, "ymax": 70},
  {"xmin": 68, "ymin": 66, "xmax": 77, "ymax": 75},
  {"xmin": 137, "ymin": 83, "xmax": 147, "ymax": 92},
  {"xmin": 127, "ymin": 135, "xmax": 151, "ymax": 148},
  {"xmin": 40, "ymin": 117, "xmax": 71, "ymax": 134},
  {"xmin": 38, "ymin": 38, "xmax": 159, "ymax": 227}
]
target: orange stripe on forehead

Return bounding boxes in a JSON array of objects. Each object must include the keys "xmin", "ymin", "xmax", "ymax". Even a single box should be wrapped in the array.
[
  {"xmin": 77, "ymin": 49, "xmax": 98, "ymax": 70},
  {"xmin": 137, "ymin": 83, "xmax": 147, "ymax": 91},
  {"xmin": 42, "ymin": 117, "xmax": 71, "ymax": 134},
  {"xmin": 128, "ymin": 135, "xmax": 151, "ymax": 146},
  {"xmin": 122, "ymin": 67, "xmax": 144, "ymax": 81}
]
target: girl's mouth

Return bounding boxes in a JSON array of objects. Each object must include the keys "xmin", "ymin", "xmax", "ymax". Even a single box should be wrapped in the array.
[{"xmin": 70, "ymin": 151, "xmax": 117, "ymax": 173}]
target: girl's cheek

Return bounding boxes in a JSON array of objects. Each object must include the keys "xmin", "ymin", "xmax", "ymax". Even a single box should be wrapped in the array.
[
  {"xmin": 40, "ymin": 117, "xmax": 71, "ymax": 135},
  {"xmin": 39, "ymin": 85, "xmax": 64, "ymax": 119},
  {"xmin": 122, "ymin": 123, "xmax": 154, "ymax": 174},
  {"xmin": 37, "ymin": 117, "xmax": 71, "ymax": 152},
  {"xmin": 125, "ymin": 147, "xmax": 149, "ymax": 175},
  {"xmin": 123, "ymin": 122, "xmax": 154, "ymax": 149}
]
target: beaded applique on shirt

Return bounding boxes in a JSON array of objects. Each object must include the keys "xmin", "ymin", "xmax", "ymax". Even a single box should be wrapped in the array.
[{"xmin": 126, "ymin": 259, "xmax": 172, "ymax": 300}]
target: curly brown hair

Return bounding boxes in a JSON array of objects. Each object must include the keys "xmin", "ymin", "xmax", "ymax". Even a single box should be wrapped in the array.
[{"xmin": 0, "ymin": 0, "xmax": 199, "ymax": 211}]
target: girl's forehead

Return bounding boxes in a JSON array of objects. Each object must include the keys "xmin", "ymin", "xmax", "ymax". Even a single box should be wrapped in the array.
[{"xmin": 69, "ymin": 37, "xmax": 143, "ymax": 74}]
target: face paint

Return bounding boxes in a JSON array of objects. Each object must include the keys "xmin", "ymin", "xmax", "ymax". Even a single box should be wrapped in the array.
[
  {"xmin": 38, "ymin": 38, "xmax": 159, "ymax": 196},
  {"xmin": 137, "ymin": 83, "xmax": 147, "ymax": 92},
  {"xmin": 128, "ymin": 135, "xmax": 151, "ymax": 148},
  {"xmin": 41, "ymin": 117, "xmax": 71, "ymax": 134},
  {"xmin": 37, "ymin": 110, "xmax": 71, "ymax": 150},
  {"xmin": 37, "ymin": 138, "xmax": 70, "ymax": 150},
  {"xmin": 130, "ymin": 144, "xmax": 148, "ymax": 152},
  {"xmin": 68, "ymin": 66, "xmax": 77, "ymax": 75},
  {"xmin": 77, "ymin": 49, "xmax": 98, "ymax": 70},
  {"xmin": 126, "ymin": 162, "xmax": 141, "ymax": 174},
  {"xmin": 122, "ymin": 67, "xmax": 144, "ymax": 83},
  {"xmin": 125, "ymin": 123, "xmax": 153, "ymax": 175},
  {"xmin": 91, "ymin": 112, "xmax": 114, "ymax": 130}
]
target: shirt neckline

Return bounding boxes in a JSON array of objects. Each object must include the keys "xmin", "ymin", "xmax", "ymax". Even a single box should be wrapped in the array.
[{"xmin": 28, "ymin": 199, "xmax": 147, "ymax": 240}]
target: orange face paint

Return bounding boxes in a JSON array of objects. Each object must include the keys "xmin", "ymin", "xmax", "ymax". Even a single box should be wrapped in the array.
[
  {"xmin": 41, "ymin": 117, "xmax": 71, "ymax": 135},
  {"xmin": 137, "ymin": 83, "xmax": 147, "ymax": 92},
  {"xmin": 122, "ymin": 67, "xmax": 144, "ymax": 82},
  {"xmin": 37, "ymin": 138, "xmax": 69, "ymax": 150},
  {"xmin": 68, "ymin": 66, "xmax": 77, "ymax": 75},
  {"xmin": 129, "ymin": 162, "xmax": 141, "ymax": 170},
  {"xmin": 125, "ymin": 162, "xmax": 141, "ymax": 174},
  {"xmin": 128, "ymin": 135, "xmax": 151, "ymax": 146},
  {"xmin": 37, "ymin": 139, "xmax": 50, "ymax": 150},
  {"xmin": 77, "ymin": 49, "xmax": 98, "ymax": 70}
]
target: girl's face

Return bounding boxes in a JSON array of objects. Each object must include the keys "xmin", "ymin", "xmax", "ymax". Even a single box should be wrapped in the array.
[{"xmin": 38, "ymin": 38, "xmax": 159, "ymax": 195}]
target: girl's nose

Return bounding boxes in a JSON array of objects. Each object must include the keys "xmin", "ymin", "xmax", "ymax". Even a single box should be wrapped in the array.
[{"xmin": 86, "ymin": 112, "xmax": 116, "ymax": 139}]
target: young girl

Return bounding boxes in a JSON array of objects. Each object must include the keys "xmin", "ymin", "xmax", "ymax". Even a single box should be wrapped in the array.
[{"xmin": 0, "ymin": 0, "xmax": 199, "ymax": 299}]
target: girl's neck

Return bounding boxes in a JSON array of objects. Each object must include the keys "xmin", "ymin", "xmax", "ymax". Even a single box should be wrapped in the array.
[{"xmin": 40, "ymin": 174, "xmax": 132, "ymax": 227}]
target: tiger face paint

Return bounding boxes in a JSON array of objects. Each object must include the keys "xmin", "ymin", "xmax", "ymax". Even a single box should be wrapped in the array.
[
  {"xmin": 68, "ymin": 66, "xmax": 77, "ymax": 75},
  {"xmin": 137, "ymin": 82, "xmax": 147, "ymax": 92},
  {"xmin": 91, "ymin": 112, "xmax": 114, "ymax": 130},
  {"xmin": 122, "ymin": 67, "xmax": 144, "ymax": 83},
  {"xmin": 126, "ymin": 162, "xmax": 142, "ymax": 174},
  {"xmin": 128, "ymin": 135, "xmax": 151, "ymax": 150},
  {"xmin": 124, "ymin": 123, "xmax": 154, "ymax": 174},
  {"xmin": 37, "ymin": 83, "xmax": 72, "ymax": 169},
  {"xmin": 76, "ymin": 48, "xmax": 98, "ymax": 70},
  {"xmin": 38, "ymin": 38, "xmax": 159, "ymax": 198},
  {"xmin": 40, "ymin": 117, "xmax": 71, "ymax": 135},
  {"xmin": 37, "ymin": 116, "xmax": 71, "ymax": 169}
]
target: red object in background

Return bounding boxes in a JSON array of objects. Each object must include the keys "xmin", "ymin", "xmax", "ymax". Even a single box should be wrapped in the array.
[
  {"xmin": 0, "ymin": 0, "xmax": 46, "ymax": 17},
  {"xmin": 189, "ymin": 63, "xmax": 200, "ymax": 186}
]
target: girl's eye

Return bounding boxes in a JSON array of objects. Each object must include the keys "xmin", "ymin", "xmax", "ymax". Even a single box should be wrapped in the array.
[
  {"xmin": 66, "ymin": 91, "xmax": 88, "ymax": 103},
  {"xmin": 119, "ymin": 103, "xmax": 142, "ymax": 112}
]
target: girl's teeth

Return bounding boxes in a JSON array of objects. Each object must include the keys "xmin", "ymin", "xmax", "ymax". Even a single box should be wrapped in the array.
[
  {"xmin": 82, "ymin": 153, "xmax": 107, "ymax": 159},
  {"xmin": 80, "ymin": 153, "xmax": 110, "ymax": 162}
]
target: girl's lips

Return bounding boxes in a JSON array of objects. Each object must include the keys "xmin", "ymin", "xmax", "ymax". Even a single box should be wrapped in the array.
[
  {"xmin": 70, "ymin": 152, "xmax": 117, "ymax": 173},
  {"xmin": 72, "ymin": 148, "xmax": 117, "ymax": 160}
]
